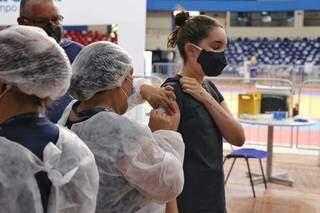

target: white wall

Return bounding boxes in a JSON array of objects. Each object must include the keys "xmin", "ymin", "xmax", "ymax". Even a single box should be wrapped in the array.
[
  {"xmin": 0, "ymin": 0, "xmax": 147, "ymax": 75},
  {"xmin": 146, "ymin": 12, "xmax": 172, "ymax": 50}
]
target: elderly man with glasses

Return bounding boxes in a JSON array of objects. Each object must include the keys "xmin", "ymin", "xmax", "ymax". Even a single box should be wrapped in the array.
[
  {"xmin": 17, "ymin": 0, "xmax": 84, "ymax": 123},
  {"xmin": 17, "ymin": 0, "xmax": 83, "ymax": 63}
]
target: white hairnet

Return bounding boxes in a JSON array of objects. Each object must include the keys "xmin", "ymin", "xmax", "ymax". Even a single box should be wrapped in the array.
[
  {"xmin": 0, "ymin": 25, "xmax": 71, "ymax": 100},
  {"xmin": 58, "ymin": 103, "xmax": 185, "ymax": 213},
  {"xmin": 0, "ymin": 126, "xmax": 99, "ymax": 213},
  {"xmin": 70, "ymin": 41, "xmax": 133, "ymax": 101}
]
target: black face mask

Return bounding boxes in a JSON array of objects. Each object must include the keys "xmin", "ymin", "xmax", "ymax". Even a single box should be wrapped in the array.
[
  {"xmin": 44, "ymin": 23, "xmax": 64, "ymax": 43},
  {"xmin": 197, "ymin": 49, "xmax": 228, "ymax": 77}
]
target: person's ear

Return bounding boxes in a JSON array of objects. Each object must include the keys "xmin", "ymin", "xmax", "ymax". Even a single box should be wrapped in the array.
[
  {"xmin": 129, "ymin": 67, "xmax": 134, "ymax": 76},
  {"xmin": 120, "ymin": 78, "xmax": 127, "ymax": 89},
  {"xmin": 0, "ymin": 82, "xmax": 6, "ymax": 94},
  {"xmin": 37, "ymin": 98, "xmax": 47, "ymax": 111},
  {"xmin": 184, "ymin": 43, "xmax": 200, "ymax": 61},
  {"xmin": 17, "ymin": 17, "xmax": 25, "ymax": 25}
]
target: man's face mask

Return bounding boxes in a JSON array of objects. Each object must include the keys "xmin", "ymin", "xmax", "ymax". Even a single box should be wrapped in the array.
[
  {"xmin": 44, "ymin": 23, "xmax": 64, "ymax": 43},
  {"xmin": 192, "ymin": 44, "xmax": 228, "ymax": 77},
  {"xmin": 21, "ymin": 15, "xmax": 64, "ymax": 44}
]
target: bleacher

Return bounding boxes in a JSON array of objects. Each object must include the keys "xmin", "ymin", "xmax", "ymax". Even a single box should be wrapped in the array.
[
  {"xmin": 226, "ymin": 37, "xmax": 320, "ymax": 65},
  {"xmin": 64, "ymin": 30, "xmax": 118, "ymax": 46}
]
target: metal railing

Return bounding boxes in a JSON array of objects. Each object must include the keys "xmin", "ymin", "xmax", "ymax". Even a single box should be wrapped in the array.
[
  {"xmin": 152, "ymin": 63, "xmax": 320, "ymax": 85},
  {"xmin": 131, "ymin": 73, "xmax": 320, "ymax": 154},
  {"xmin": 152, "ymin": 63, "xmax": 182, "ymax": 77},
  {"xmin": 295, "ymin": 80, "xmax": 320, "ymax": 151},
  {"xmin": 206, "ymin": 77, "xmax": 296, "ymax": 148}
]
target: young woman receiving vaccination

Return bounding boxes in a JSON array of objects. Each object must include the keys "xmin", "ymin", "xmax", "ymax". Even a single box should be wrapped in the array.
[{"xmin": 163, "ymin": 11, "xmax": 245, "ymax": 213}]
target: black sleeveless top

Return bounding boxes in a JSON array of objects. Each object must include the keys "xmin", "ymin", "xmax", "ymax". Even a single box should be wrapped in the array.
[{"xmin": 163, "ymin": 75, "xmax": 226, "ymax": 213}]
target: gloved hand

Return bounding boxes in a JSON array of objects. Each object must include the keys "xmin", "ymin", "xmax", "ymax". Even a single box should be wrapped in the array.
[
  {"xmin": 148, "ymin": 101, "xmax": 180, "ymax": 132},
  {"xmin": 140, "ymin": 85, "xmax": 177, "ymax": 115}
]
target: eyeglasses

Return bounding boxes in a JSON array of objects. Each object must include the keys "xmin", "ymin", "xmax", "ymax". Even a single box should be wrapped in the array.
[{"xmin": 21, "ymin": 15, "xmax": 64, "ymax": 26}]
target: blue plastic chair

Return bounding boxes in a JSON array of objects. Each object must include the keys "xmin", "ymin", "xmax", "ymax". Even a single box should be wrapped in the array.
[{"xmin": 224, "ymin": 148, "xmax": 268, "ymax": 197}]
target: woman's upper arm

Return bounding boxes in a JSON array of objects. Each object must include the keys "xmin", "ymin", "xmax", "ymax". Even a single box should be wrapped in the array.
[{"xmin": 163, "ymin": 82, "xmax": 184, "ymax": 113}]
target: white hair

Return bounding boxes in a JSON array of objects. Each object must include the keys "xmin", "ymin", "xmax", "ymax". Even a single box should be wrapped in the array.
[{"xmin": 19, "ymin": 0, "xmax": 54, "ymax": 17}]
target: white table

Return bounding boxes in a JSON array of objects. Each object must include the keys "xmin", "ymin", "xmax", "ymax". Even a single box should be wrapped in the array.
[{"xmin": 239, "ymin": 118, "xmax": 315, "ymax": 186}]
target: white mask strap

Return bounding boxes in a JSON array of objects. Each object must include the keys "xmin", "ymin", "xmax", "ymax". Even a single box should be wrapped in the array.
[
  {"xmin": 190, "ymin": 43, "xmax": 203, "ymax": 51},
  {"xmin": 120, "ymin": 87, "xmax": 129, "ymax": 99}
]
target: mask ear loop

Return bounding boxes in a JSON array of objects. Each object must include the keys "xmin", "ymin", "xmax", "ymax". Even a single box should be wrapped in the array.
[
  {"xmin": 0, "ymin": 84, "xmax": 12, "ymax": 99},
  {"xmin": 189, "ymin": 43, "xmax": 204, "ymax": 64},
  {"xmin": 120, "ymin": 87, "xmax": 129, "ymax": 99},
  {"xmin": 125, "ymin": 76, "xmax": 137, "ymax": 95},
  {"xmin": 190, "ymin": 43, "xmax": 203, "ymax": 51},
  {"xmin": 190, "ymin": 43, "xmax": 225, "ymax": 53}
]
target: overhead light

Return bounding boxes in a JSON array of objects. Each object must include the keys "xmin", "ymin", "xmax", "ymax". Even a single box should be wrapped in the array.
[
  {"xmin": 173, "ymin": 10, "xmax": 200, "ymax": 17},
  {"xmin": 262, "ymin": 16, "xmax": 272, "ymax": 23}
]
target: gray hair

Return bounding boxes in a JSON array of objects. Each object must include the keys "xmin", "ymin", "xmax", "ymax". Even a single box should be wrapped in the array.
[{"xmin": 20, "ymin": 0, "xmax": 54, "ymax": 17}]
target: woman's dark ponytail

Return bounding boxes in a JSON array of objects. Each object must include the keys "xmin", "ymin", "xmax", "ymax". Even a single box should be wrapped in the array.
[{"xmin": 167, "ymin": 11, "xmax": 190, "ymax": 48}]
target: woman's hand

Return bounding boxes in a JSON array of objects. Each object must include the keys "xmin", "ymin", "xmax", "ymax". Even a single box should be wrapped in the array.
[
  {"xmin": 180, "ymin": 76, "xmax": 245, "ymax": 146},
  {"xmin": 179, "ymin": 77, "xmax": 211, "ymax": 103},
  {"xmin": 165, "ymin": 199, "xmax": 179, "ymax": 213},
  {"xmin": 140, "ymin": 85, "xmax": 177, "ymax": 115},
  {"xmin": 148, "ymin": 101, "xmax": 180, "ymax": 132}
]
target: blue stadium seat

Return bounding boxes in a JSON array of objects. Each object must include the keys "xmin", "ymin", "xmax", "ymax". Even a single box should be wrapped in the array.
[{"xmin": 225, "ymin": 37, "xmax": 320, "ymax": 65}]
